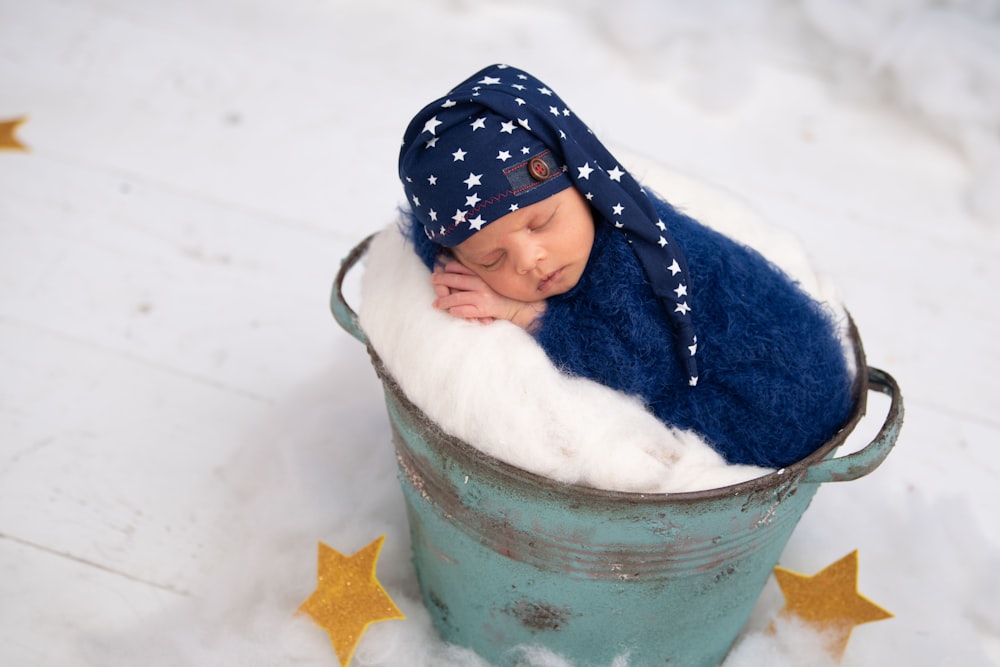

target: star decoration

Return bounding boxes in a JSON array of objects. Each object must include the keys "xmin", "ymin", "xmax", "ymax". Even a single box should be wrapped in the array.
[
  {"xmin": 298, "ymin": 537, "xmax": 405, "ymax": 667},
  {"xmin": 422, "ymin": 115, "xmax": 442, "ymax": 135},
  {"xmin": 607, "ymin": 165, "xmax": 625, "ymax": 181},
  {"xmin": 0, "ymin": 116, "xmax": 29, "ymax": 151},
  {"xmin": 773, "ymin": 550, "xmax": 892, "ymax": 661},
  {"xmin": 463, "ymin": 172, "xmax": 482, "ymax": 188}
]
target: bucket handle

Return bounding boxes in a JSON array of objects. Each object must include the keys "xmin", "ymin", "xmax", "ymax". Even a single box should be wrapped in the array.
[
  {"xmin": 330, "ymin": 233, "xmax": 375, "ymax": 345},
  {"xmin": 802, "ymin": 367, "xmax": 903, "ymax": 484}
]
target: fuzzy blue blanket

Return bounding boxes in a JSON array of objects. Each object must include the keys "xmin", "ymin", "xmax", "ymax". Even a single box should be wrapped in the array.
[{"xmin": 405, "ymin": 194, "xmax": 854, "ymax": 468}]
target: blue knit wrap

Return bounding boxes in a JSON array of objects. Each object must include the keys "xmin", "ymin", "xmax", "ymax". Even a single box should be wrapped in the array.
[{"xmin": 403, "ymin": 193, "xmax": 854, "ymax": 468}]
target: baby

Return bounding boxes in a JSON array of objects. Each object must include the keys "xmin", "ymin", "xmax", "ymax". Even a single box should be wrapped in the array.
[
  {"xmin": 430, "ymin": 185, "xmax": 593, "ymax": 331},
  {"xmin": 398, "ymin": 64, "xmax": 854, "ymax": 469}
]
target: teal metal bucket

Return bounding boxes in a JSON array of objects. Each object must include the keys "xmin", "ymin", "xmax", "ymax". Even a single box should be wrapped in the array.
[{"xmin": 332, "ymin": 235, "xmax": 903, "ymax": 667}]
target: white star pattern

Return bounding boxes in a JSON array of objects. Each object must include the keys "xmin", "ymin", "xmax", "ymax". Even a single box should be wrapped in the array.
[
  {"xmin": 425, "ymin": 137, "xmax": 438, "ymax": 149},
  {"xmin": 466, "ymin": 193, "xmax": 481, "ymax": 207},
  {"xmin": 674, "ymin": 283, "xmax": 687, "ymax": 297},
  {"xmin": 668, "ymin": 259, "xmax": 681, "ymax": 276},
  {"xmin": 423, "ymin": 116, "xmax": 442, "ymax": 135},
  {"xmin": 452, "ymin": 148, "xmax": 466, "ymax": 161},
  {"xmin": 478, "ymin": 76, "xmax": 501, "ymax": 85},
  {"xmin": 608, "ymin": 166, "xmax": 625, "ymax": 181},
  {"xmin": 470, "ymin": 117, "xmax": 486, "ymax": 131},
  {"xmin": 412, "ymin": 195, "xmax": 420, "ymax": 206},
  {"xmin": 549, "ymin": 106, "xmax": 560, "ymax": 116},
  {"xmin": 518, "ymin": 118, "xmax": 531, "ymax": 130},
  {"xmin": 496, "ymin": 150, "xmax": 511, "ymax": 161},
  {"xmin": 500, "ymin": 120, "xmax": 516, "ymax": 134},
  {"xmin": 429, "ymin": 209, "xmax": 437, "ymax": 222},
  {"xmin": 452, "ymin": 209, "xmax": 466, "ymax": 224},
  {"xmin": 612, "ymin": 203, "xmax": 624, "ymax": 215},
  {"xmin": 428, "ymin": 175, "xmax": 437, "ymax": 185},
  {"xmin": 515, "ymin": 97, "xmax": 526, "ymax": 105},
  {"xmin": 658, "ymin": 236, "xmax": 668, "ymax": 247},
  {"xmin": 656, "ymin": 220, "xmax": 666, "ymax": 231},
  {"xmin": 509, "ymin": 204, "xmax": 519, "ymax": 212},
  {"xmin": 538, "ymin": 86, "xmax": 553, "ymax": 95},
  {"xmin": 468, "ymin": 215, "xmax": 486, "ymax": 231},
  {"xmin": 675, "ymin": 302, "xmax": 691, "ymax": 315},
  {"xmin": 577, "ymin": 163, "xmax": 594, "ymax": 180},
  {"xmin": 441, "ymin": 99, "xmax": 456, "ymax": 108},
  {"xmin": 464, "ymin": 172, "xmax": 482, "ymax": 189}
]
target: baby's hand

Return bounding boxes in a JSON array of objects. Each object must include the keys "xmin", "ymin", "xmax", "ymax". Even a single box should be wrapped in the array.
[{"xmin": 430, "ymin": 259, "xmax": 545, "ymax": 329}]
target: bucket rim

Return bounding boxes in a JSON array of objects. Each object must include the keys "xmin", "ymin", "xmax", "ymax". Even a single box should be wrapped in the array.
[{"xmin": 366, "ymin": 320, "xmax": 870, "ymax": 504}]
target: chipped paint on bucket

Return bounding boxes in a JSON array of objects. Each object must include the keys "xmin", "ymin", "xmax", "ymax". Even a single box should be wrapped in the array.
[{"xmin": 332, "ymin": 235, "xmax": 903, "ymax": 667}]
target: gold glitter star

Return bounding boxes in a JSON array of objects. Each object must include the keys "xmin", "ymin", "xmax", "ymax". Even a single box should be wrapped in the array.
[
  {"xmin": 774, "ymin": 550, "xmax": 892, "ymax": 660},
  {"xmin": 297, "ymin": 536, "xmax": 405, "ymax": 667},
  {"xmin": 0, "ymin": 116, "xmax": 29, "ymax": 151}
]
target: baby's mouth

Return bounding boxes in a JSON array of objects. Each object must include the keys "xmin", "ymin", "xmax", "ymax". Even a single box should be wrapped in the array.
[{"xmin": 537, "ymin": 267, "xmax": 563, "ymax": 293}]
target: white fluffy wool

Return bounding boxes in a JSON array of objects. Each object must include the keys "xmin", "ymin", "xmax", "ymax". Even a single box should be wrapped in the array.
[{"xmin": 357, "ymin": 159, "xmax": 849, "ymax": 493}]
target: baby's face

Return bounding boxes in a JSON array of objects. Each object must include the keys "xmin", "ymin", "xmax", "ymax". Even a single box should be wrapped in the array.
[{"xmin": 452, "ymin": 187, "xmax": 595, "ymax": 303}]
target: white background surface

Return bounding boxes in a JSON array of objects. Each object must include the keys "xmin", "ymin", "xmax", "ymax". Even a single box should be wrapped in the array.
[{"xmin": 2, "ymin": 1, "xmax": 998, "ymax": 665}]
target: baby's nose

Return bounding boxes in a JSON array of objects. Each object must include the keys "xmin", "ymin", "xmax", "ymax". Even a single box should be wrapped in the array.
[{"xmin": 515, "ymin": 244, "xmax": 544, "ymax": 274}]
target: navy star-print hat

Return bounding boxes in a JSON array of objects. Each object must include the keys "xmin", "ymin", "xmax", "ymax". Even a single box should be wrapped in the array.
[
  {"xmin": 398, "ymin": 64, "xmax": 700, "ymax": 386},
  {"xmin": 399, "ymin": 106, "xmax": 572, "ymax": 247}
]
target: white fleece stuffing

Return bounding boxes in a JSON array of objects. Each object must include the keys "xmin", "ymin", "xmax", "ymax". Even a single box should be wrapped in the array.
[{"xmin": 358, "ymin": 159, "xmax": 847, "ymax": 493}]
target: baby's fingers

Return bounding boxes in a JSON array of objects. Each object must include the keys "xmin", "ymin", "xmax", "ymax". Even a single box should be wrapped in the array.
[{"xmin": 430, "ymin": 270, "xmax": 486, "ymax": 293}]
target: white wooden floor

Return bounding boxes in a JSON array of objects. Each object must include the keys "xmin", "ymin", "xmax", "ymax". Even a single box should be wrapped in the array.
[{"xmin": 2, "ymin": 1, "xmax": 999, "ymax": 665}]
